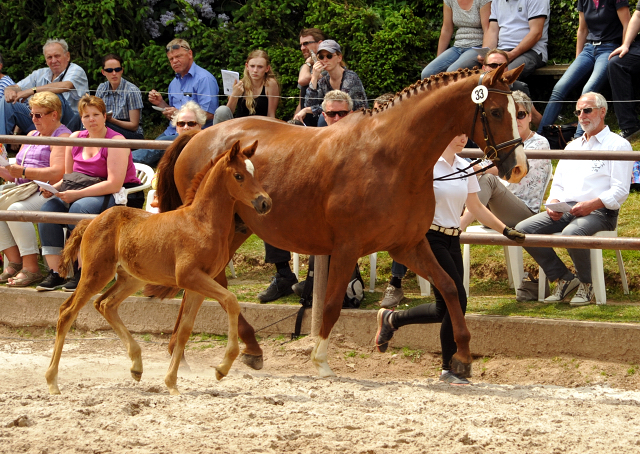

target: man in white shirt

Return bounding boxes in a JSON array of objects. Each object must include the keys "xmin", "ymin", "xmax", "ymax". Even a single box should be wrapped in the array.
[{"xmin": 515, "ymin": 92, "xmax": 633, "ymax": 306}]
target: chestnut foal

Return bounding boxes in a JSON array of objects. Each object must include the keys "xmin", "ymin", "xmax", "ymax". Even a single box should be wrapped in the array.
[{"xmin": 44, "ymin": 140, "xmax": 271, "ymax": 395}]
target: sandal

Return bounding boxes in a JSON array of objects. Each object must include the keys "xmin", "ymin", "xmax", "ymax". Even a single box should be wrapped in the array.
[
  {"xmin": 0, "ymin": 261, "xmax": 23, "ymax": 284},
  {"xmin": 7, "ymin": 269, "xmax": 44, "ymax": 288}
]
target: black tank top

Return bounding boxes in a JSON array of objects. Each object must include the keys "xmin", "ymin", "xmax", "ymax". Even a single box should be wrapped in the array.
[{"xmin": 236, "ymin": 85, "xmax": 268, "ymax": 118}]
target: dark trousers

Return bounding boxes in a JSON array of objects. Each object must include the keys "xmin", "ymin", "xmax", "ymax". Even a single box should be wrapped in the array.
[
  {"xmin": 392, "ymin": 231, "xmax": 467, "ymax": 370},
  {"xmin": 264, "ymin": 242, "xmax": 291, "ymax": 264},
  {"xmin": 608, "ymin": 41, "xmax": 640, "ymax": 131},
  {"xmin": 105, "ymin": 121, "xmax": 144, "ymax": 141}
]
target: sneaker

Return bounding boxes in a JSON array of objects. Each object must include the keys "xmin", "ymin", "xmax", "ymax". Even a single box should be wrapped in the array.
[
  {"xmin": 439, "ymin": 370, "xmax": 470, "ymax": 385},
  {"xmin": 570, "ymin": 282, "xmax": 595, "ymax": 306},
  {"xmin": 621, "ymin": 127, "xmax": 640, "ymax": 140},
  {"xmin": 375, "ymin": 308, "xmax": 396, "ymax": 353},
  {"xmin": 36, "ymin": 270, "xmax": 65, "ymax": 292},
  {"xmin": 544, "ymin": 277, "xmax": 579, "ymax": 303},
  {"xmin": 62, "ymin": 268, "xmax": 81, "ymax": 292},
  {"xmin": 380, "ymin": 285, "xmax": 404, "ymax": 308},
  {"xmin": 292, "ymin": 280, "xmax": 307, "ymax": 297},
  {"xmin": 257, "ymin": 272, "xmax": 298, "ymax": 303}
]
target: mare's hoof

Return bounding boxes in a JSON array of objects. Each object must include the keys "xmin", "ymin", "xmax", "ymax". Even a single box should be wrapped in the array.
[
  {"xmin": 215, "ymin": 367, "xmax": 227, "ymax": 381},
  {"xmin": 240, "ymin": 353, "xmax": 264, "ymax": 370},
  {"xmin": 451, "ymin": 357, "xmax": 472, "ymax": 378},
  {"xmin": 131, "ymin": 370, "xmax": 143, "ymax": 382},
  {"xmin": 168, "ymin": 388, "xmax": 180, "ymax": 396}
]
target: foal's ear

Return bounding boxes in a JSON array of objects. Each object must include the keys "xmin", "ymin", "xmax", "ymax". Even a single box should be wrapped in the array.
[
  {"xmin": 503, "ymin": 64, "xmax": 524, "ymax": 85},
  {"xmin": 227, "ymin": 140, "xmax": 241, "ymax": 162},
  {"xmin": 482, "ymin": 62, "xmax": 508, "ymax": 87},
  {"xmin": 243, "ymin": 140, "xmax": 258, "ymax": 159}
]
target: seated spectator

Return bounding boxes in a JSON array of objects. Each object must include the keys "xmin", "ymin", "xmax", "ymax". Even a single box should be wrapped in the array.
[
  {"xmin": 0, "ymin": 53, "xmax": 15, "ymax": 99},
  {"xmin": 214, "ymin": 50, "xmax": 279, "ymax": 122},
  {"xmin": 135, "ymin": 38, "xmax": 219, "ymax": 167},
  {"xmin": 95, "ymin": 54, "xmax": 144, "ymax": 140},
  {"xmin": 294, "ymin": 40, "xmax": 368, "ymax": 126},
  {"xmin": 538, "ymin": 0, "xmax": 630, "ymax": 138},
  {"xmin": 460, "ymin": 91, "xmax": 551, "ymax": 230},
  {"xmin": 421, "ymin": 0, "xmax": 491, "ymax": 79},
  {"xmin": 480, "ymin": 0, "xmax": 550, "ymax": 78},
  {"xmin": 0, "ymin": 39, "xmax": 88, "ymax": 135},
  {"xmin": 515, "ymin": 92, "xmax": 633, "ymax": 306},
  {"xmin": 296, "ymin": 28, "xmax": 327, "ymax": 126},
  {"xmin": 0, "ymin": 92, "xmax": 70, "ymax": 287},
  {"xmin": 608, "ymin": 2, "xmax": 640, "ymax": 141},
  {"xmin": 36, "ymin": 95, "xmax": 142, "ymax": 292}
]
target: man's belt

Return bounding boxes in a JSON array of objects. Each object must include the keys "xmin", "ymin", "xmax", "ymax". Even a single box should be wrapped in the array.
[{"xmin": 430, "ymin": 224, "xmax": 462, "ymax": 236}]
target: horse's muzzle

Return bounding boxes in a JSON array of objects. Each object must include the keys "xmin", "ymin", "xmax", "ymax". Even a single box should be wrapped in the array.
[{"xmin": 252, "ymin": 195, "xmax": 272, "ymax": 215}]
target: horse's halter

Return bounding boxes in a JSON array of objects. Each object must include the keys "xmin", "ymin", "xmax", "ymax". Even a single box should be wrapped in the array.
[{"xmin": 435, "ymin": 72, "xmax": 523, "ymax": 181}]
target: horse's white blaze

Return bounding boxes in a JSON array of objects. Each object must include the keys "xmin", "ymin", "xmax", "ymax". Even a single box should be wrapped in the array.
[
  {"xmin": 507, "ymin": 95, "xmax": 519, "ymax": 140},
  {"xmin": 245, "ymin": 159, "xmax": 255, "ymax": 177},
  {"xmin": 506, "ymin": 94, "xmax": 528, "ymax": 182}
]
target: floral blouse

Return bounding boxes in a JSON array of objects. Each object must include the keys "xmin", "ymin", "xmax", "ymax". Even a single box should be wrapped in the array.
[
  {"xmin": 506, "ymin": 133, "xmax": 552, "ymax": 212},
  {"xmin": 304, "ymin": 69, "xmax": 368, "ymax": 117}
]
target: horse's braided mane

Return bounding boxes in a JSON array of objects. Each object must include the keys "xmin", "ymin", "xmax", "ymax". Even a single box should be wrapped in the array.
[
  {"xmin": 366, "ymin": 67, "xmax": 483, "ymax": 116},
  {"xmin": 180, "ymin": 152, "xmax": 226, "ymax": 208}
]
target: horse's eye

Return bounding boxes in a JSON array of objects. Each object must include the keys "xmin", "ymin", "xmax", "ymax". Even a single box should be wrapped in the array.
[
  {"xmin": 234, "ymin": 173, "xmax": 243, "ymax": 181},
  {"xmin": 490, "ymin": 108, "xmax": 501, "ymax": 119}
]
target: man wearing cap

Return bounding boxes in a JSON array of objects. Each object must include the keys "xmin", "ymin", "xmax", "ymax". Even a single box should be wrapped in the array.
[
  {"xmin": 295, "ymin": 28, "xmax": 326, "ymax": 127},
  {"xmin": 135, "ymin": 38, "xmax": 219, "ymax": 166}
]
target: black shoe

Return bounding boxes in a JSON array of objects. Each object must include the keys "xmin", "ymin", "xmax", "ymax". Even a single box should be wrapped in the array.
[
  {"xmin": 257, "ymin": 272, "xmax": 298, "ymax": 303},
  {"xmin": 292, "ymin": 280, "xmax": 307, "ymax": 297},
  {"xmin": 375, "ymin": 309, "xmax": 396, "ymax": 353},
  {"xmin": 62, "ymin": 268, "xmax": 81, "ymax": 292},
  {"xmin": 621, "ymin": 127, "xmax": 640, "ymax": 140},
  {"xmin": 36, "ymin": 270, "xmax": 65, "ymax": 292}
]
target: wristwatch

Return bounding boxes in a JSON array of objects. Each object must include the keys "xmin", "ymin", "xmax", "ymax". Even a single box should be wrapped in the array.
[
  {"xmin": 305, "ymin": 62, "xmax": 312, "ymax": 69},
  {"xmin": 32, "ymin": 87, "xmax": 36, "ymax": 94},
  {"xmin": 22, "ymin": 167, "xmax": 26, "ymax": 178}
]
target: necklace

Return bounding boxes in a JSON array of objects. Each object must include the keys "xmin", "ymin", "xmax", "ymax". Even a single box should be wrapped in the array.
[{"xmin": 524, "ymin": 130, "xmax": 534, "ymax": 142}]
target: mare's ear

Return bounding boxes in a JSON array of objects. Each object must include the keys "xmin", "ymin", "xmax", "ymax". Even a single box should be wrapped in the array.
[
  {"xmin": 503, "ymin": 64, "xmax": 524, "ymax": 85},
  {"xmin": 227, "ymin": 140, "xmax": 241, "ymax": 162},
  {"xmin": 243, "ymin": 140, "xmax": 258, "ymax": 159},
  {"xmin": 482, "ymin": 62, "xmax": 507, "ymax": 87}
]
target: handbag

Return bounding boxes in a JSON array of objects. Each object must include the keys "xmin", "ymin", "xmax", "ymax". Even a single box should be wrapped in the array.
[
  {"xmin": 541, "ymin": 124, "xmax": 577, "ymax": 150},
  {"xmin": 0, "ymin": 181, "xmax": 39, "ymax": 210},
  {"xmin": 60, "ymin": 172, "xmax": 104, "ymax": 192},
  {"xmin": 516, "ymin": 272, "xmax": 550, "ymax": 302}
]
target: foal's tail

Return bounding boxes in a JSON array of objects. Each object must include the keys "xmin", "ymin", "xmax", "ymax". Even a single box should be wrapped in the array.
[
  {"xmin": 59, "ymin": 219, "xmax": 92, "ymax": 278},
  {"xmin": 156, "ymin": 130, "xmax": 198, "ymax": 213}
]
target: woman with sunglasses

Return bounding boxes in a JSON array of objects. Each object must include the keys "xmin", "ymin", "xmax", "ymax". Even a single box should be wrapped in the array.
[
  {"xmin": 295, "ymin": 40, "xmax": 367, "ymax": 126},
  {"xmin": 95, "ymin": 54, "xmax": 144, "ymax": 140},
  {"xmin": 36, "ymin": 95, "xmax": 141, "ymax": 292},
  {"xmin": 460, "ymin": 90, "xmax": 551, "ymax": 230},
  {"xmin": 215, "ymin": 50, "xmax": 279, "ymax": 122},
  {"xmin": 0, "ymin": 92, "xmax": 70, "ymax": 287},
  {"xmin": 537, "ymin": 0, "xmax": 630, "ymax": 139},
  {"xmin": 421, "ymin": 0, "xmax": 492, "ymax": 79}
]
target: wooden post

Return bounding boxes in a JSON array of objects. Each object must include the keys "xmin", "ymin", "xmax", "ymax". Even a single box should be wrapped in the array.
[{"xmin": 311, "ymin": 255, "xmax": 329, "ymax": 337}]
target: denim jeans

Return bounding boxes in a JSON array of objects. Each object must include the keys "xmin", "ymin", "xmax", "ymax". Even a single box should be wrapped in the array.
[
  {"xmin": 514, "ymin": 206, "xmax": 618, "ymax": 283},
  {"xmin": 0, "ymin": 94, "xmax": 79, "ymax": 135},
  {"xmin": 38, "ymin": 195, "xmax": 117, "ymax": 256},
  {"xmin": 132, "ymin": 133, "xmax": 178, "ymax": 167},
  {"xmin": 608, "ymin": 41, "xmax": 640, "ymax": 132},
  {"xmin": 421, "ymin": 47, "xmax": 480, "ymax": 79},
  {"xmin": 538, "ymin": 43, "xmax": 617, "ymax": 137}
]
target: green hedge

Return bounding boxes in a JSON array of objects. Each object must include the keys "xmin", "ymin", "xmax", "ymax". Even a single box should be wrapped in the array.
[{"xmin": 0, "ymin": 0, "xmax": 601, "ymax": 129}]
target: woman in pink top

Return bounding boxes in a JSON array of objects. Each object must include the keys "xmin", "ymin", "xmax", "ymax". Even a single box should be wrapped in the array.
[
  {"xmin": 37, "ymin": 95, "xmax": 141, "ymax": 292},
  {"xmin": 0, "ymin": 92, "xmax": 70, "ymax": 287}
]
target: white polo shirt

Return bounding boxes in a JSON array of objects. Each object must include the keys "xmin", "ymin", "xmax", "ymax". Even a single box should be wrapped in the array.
[
  {"xmin": 490, "ymin": 0, "xmax": 550, "ymax": 62},
  {"xmin": 548, "ymin": 126, "xmax": 633, "ymax": 210},
  {"xmin": 433, "ymin": 155, "xmax": 481, "ymax": 229}
]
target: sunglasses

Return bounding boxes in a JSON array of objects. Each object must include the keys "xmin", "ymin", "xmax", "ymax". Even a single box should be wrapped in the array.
[
  {"xmin": 516, "ymin": 110, "xmax": 528, "ymax": 120},
  {"xmin": 176, "ymin": 120, "xmax": 199, "ymax": 127},
  {"xmin": 485, "ymin": 63, "xmax": 502, "ymax": 69},
  {"xmin": 324, "ymin": 110, "xmax": 349, "ymax": 118},
  {"xmin": 30, "ymin": 111, "xmax": 53, "ymax": 119},
  {"xmin": 574, "ymin": 107, "xmax": 595, "ymax": 116},
  {"xmin": 166, "ymin": 44, "xmax": 190, "ymax": 52},
  {"xmin": 300, "ymin": 40, "xmax": 317, "ymax": 47},
  {"xmin": 103, "ymin": 67, "xmax": 122, "ymax": 73},
  {"xmin": 318, "ymin": 53, "xmax": 334, "ymax": 60}
]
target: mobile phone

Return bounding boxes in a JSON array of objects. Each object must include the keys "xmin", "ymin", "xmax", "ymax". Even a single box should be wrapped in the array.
[
  {"xmin": 310, "ymin": 50, "xmax": 318, "ymax": 64},
  {"xmin": 152, "ymin": 106, "xmax": 166, "ymax": 112},
  {"xmin": 106, "ymin": 111, "xmax": 113, "ymax": 115}
]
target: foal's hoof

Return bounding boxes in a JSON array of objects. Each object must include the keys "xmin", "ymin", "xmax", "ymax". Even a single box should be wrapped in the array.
[
  {"xmin": 215, "ymin": 367, "xmax": 227, "ymax": 381},
  {"xmin": 131, "ymin": 370, "xmax": 143, "ymax": 382},
  {"xmin": 240, "ymin": 353, "xmax": 264, "ymax": 370},
  {"xmin": 451, "ymin": 357, "xmax": 472, "ymax": 378}
]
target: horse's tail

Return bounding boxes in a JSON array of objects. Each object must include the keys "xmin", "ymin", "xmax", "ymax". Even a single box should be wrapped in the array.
[
  {"xmin": 143, "ymin": 283, "xmax": 181, "ymax": 300},
  {"xmin": 59, "ymin": 219, "xmax": 92, "ymax": 278},
  {"xmin": 156, "ymin": 130, "xmax": 198, "ymax": 213}
]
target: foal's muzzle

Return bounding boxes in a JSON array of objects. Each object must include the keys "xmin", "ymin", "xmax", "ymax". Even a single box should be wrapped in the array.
[{"xmin": 252, "ymin": 195, "xmax": 272, "ymax": 215}]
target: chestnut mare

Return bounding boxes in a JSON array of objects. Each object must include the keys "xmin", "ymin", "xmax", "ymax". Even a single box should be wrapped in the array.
[
  {"xmin": 156, "ymin": 64, "xmax": 527, "ymax": 378},
  {"xmin": 44, "ymin": 140, "xmax": 272, "ymax": 395}
]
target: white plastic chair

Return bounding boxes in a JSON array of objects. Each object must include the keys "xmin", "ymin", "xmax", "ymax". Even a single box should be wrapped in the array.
[
  {"xmin": 537, "ymin": 230, "xmax": 628, "ymax": 305},
  {"xmin": 124, "ymin": 163, "xmax": 154, "ymax": 201}
]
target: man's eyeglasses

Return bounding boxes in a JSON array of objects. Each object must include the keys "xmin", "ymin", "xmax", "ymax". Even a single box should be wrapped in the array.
[
  {"xmin": 300, "ymin": 40, "xmax": 317, "ymax": 47},
  {"xmin": 574, "ymin": 107, "xmax": 595, "ymax": 116},
  {"xmin": 30, "ymin": 111, "xmax": 53, "ymax": 119},
  {"xmin": 166, "ymin": 44, "xmax": 190, "ymax": 52},
  {"xmin": 485, "ymin": 63, "xmax": 502, "ymax": 69},
  {"xmin": 176, "ymin": 120, "xmax": 199, "ymax": 127},
  {"xmin": 516, "ymin": 111, "xmax": 528, "ymax": 120},
  {"xmin": 103, "ymin": 67, "xmax": 122, "ymax": 73},
  {"xmin": 324, "ymin": 110, "xmax": 349, "ymax": 118},
  {"xmin": 318, "ymin": 53, "xmax": 333, "ymax": 60}
]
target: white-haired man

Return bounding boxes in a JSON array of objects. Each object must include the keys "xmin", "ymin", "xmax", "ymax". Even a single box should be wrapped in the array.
[{"xmin": 515, "ymin": 92, "xmax": 633, "ymax": 306}]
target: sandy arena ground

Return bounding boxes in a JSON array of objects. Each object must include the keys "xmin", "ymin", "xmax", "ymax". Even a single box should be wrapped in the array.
[{"xmin": 2, "ymin": 326, "xmax": 640, "ymax": 454}]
